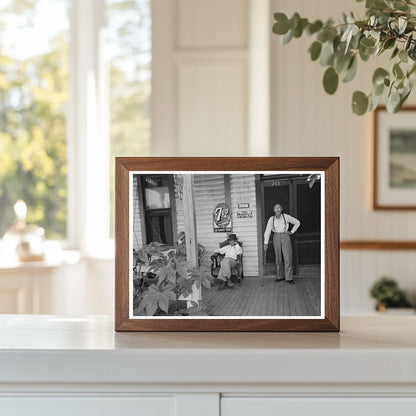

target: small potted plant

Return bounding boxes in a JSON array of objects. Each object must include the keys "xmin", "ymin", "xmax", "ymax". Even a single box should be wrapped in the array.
[{"xmin": 369, "ymin": 276, "xmax": 413, "ymax": 313}]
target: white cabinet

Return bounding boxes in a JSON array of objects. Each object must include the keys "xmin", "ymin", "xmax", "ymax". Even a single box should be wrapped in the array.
[
  {"xmin": 222, "ymin": 398, "xmax": 416, "ymax": 416},
  {"xmin": 1, "ymin": 396, "xmax": 175, "ymax": 416}
]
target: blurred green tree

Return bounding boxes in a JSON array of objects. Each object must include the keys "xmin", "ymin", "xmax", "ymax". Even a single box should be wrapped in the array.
[
  {"xmin": 0, "ymin": 0, "xmax": 151, "ymax": 239},
  {"xmin": 0, "ymin": 0, "xmax": 69, "ymax": 238}
]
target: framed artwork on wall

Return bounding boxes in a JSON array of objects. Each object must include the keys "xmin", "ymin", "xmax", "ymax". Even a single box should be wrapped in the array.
[
  {"xmin": 115, "ymin": 157, "xmax": 339, "ymax": 332},
  {"xmin": 374, "ymin": 106, "xmax": 416, "ymax": 210}
]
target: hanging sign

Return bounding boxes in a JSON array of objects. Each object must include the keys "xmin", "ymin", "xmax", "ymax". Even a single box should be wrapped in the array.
[
  {"xmin": 213, "ymin": 202, "xmax": 232, "ymax": 233},
  {"xmin": 237, "ymin": 210, "xmax": 253, "ymax": 218}
]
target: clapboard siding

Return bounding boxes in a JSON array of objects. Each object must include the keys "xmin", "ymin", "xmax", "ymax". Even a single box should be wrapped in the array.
[
  {"xmin": 174, "ymin": 174, "xmax": 260, "ymax": 275},
  {"xmin": 175, "ymin": 174, "xmax": 227, "ymax": 268},
  {"xmin": 193, "ymin": 174, "xmax": 227, "ymax": 268},
  {"xmin": 135, "ymin": 174, "xmax": 261, "ymax": 275},
  {"xmin": 230, "ymin": 174, "xmax": 259, "ymax": 276}
]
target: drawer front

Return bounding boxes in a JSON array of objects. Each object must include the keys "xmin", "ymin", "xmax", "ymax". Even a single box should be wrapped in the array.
[
  {"xmin": 0, "ymin": 396, "xmax": 175, "ymax": 416},
  {"xmin": 222, "ymin": 397, "xmax": 416, "ymax": 416}
]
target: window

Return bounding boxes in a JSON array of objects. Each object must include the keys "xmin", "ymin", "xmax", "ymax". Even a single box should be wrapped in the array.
[
  {"xmin": 141, "ymin": 175, "xmax": 174, "ymax": 244},
  {"xmin": 0, "ymin": 0, "xmax": 151, "ymax": 253},
  {"xmin": 0, "ymin": 0, "xmax": 70, "ymax": 239},
  {"xmin": 106, "ymin": 0, "xmax": 151, "ymax": 237}
]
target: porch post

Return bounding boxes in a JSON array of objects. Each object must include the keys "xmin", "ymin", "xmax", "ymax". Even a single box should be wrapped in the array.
[{"xmin": 182, "ymin": 175, "xmax": 198, "ymax": 267}]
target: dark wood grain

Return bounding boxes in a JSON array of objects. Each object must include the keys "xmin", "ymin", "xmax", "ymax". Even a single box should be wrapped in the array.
[
  {"xmin": 341, "ymin": 240, "xmax": 416, "ymax": 250},
  {"xmin": 373, "ymin": 106, "xmax": 416, "ymax": 210},
  {"xmin": 115, "ymin": 157, "xmax": 340, "ymax": 332}
]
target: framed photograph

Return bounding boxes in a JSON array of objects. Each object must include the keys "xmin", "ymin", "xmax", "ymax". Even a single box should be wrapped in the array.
[
  {"xmin": 374, "ymin": 106, "xmax": 416, "ymax": 209},
  {"xmin": 115, "ymin": 157, "xmax": 339, "ymax": 331}
]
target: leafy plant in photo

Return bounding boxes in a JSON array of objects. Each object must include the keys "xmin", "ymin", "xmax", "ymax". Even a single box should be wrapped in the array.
[
  {"xmin": 272, "ymin": 0, "xmax": 416, "ymax": 115},
  {"xmin": 369, "ymin": 276, "xmax": 412, "ymax": 308},
  {"xmin": 134, "ymin": 243, "xmax": 212, "ymax": 316}
]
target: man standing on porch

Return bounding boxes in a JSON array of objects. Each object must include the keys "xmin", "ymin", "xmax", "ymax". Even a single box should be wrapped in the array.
[
  {"xmin": 263, "ymin": 204, "xmax": 300, "ymax": 285},
  {"xmin": 214, "ymin": 234, "xmax": 242, "ymax": 291}
]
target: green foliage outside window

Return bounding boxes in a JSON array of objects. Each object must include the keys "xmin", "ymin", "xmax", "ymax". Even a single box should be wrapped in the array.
[
  {"xmin": 0, "ymin": 0, "xmax": 152, "ymax": 240},
  {"xmin": 0, "ymin": 1, "xmax": 69, "ymax": 238}
]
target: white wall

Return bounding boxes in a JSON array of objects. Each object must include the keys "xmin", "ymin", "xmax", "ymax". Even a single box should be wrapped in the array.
[
  {"xmin": 150, "ymin": 0, "xmax": 416, "ymax": 315},
  {"xmin": 271, "ymin": 0, "xmax": 416, "ymax": 313},
  {"xmin": 152, "ymin": 0, "xmax": 249, "ymax": 156}
]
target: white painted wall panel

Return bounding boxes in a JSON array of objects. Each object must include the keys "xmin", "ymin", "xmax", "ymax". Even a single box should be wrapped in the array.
[
  {"xmin": 178, "ymin": 0, "xmax": 248, "ymax": 49},
  {"xmin": 177, "ymin": 62, "xmax": 247, "ymax": 156}
]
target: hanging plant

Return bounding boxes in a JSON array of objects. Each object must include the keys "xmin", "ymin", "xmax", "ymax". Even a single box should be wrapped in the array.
[{"xmin": 272, "ymin": 0, "xmax": 416, "ymax": 115}]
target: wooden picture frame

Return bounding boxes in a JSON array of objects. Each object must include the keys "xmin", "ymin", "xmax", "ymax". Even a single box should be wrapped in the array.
[
  {"xmin": 373, "ymin": 106, "xmax": 416, "ymax": 210},
  {"xmin": 115, "ymin": 157, "xmax": 339, "ymax": 332}
]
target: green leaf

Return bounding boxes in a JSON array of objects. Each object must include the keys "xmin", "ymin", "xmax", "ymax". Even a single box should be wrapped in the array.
[
  {"xmin": 341, "ymin": 25, "xmax": 359, "ymax": 53},
  {"xmin": 352, "ymin": 91, "xmax": 369, "ymax": 115},
  {"xmin": 342, "ymin": 56, "xmax": 357, "ymax": 83},
  {"xmin": 405, "ymin": 34, "xmax": 413, "ymax": 51},
  {"xmin": 393, "ymin": 0, "xmax": 410, "ymax": 11},
  {"xmin": 372, "ymin": 67, "xmax": 389, "ymax": 86},
  {"xmin": 282, "ymin": 29, "xmax": 293, "ymax": 44},
  {"xmin": 307, "ymin": 20, "xmax": 323, "ymax": 35},
  {"xmin": 360, "ymin": 37, "xmax": 375, "ymax": 48},
  {"xmin": 386, "ymin": 87, "xmax": 401, "ymax": 113},
  {"xmin": 323, "ymin": 67, "xmax": 339, "ymax": 94},
  {"xmin": 373, "ymin": 82, "xmax": 385, "ymax": 96},
  {"xmin": 317, "ymin": 29, "xmax": 328, "ymax": 43},
  {"xmin": 383, "ymin": 37, "xmax": 396, "ymax": 50},
  {"xmin": 309, "ymin": 41, "xmax": 322, "ymax": 61},
  {"xmin": 400, "ymin": 87, "xmax": 411, "ymax": 107},
  {"xmin": 369, "ymin": 92, "xmax": 383, "ymax": 111},
  {"xmin": 290, "ymin": 12, "xmax": 301, "ymax": 29},
  {"xmin": 366, "ymin": 0, "xmax": 388, "ymax": 10},
  {"xmin": 334, "ymin": 52, "xmax": 352, "ymax": 73},
  {"xmin": 398, "ymin": 49, "xmax": 408, "ymax": 63},
  {"xmin": 293, "ymin": 18, "xmax": 308, "ymax": 38},
  {"xmin": 391, "ymin": 47, "xmax": 399, "ymax": 59},
  {"xmin": 320, "ymin": 40, "xmax": 335, "ymax": 66},
  {"xmin": 359, "ymin": 40, "xmax": 375, "ymax": 61},
  {"xmin": 398, "ymin": 16, "xmax": 407, "ymax": 34},
  {"xmin": 393, "ymin": 63, "xmax": 404, "ymax": 79},
  {"xmin": 272, "ymin": 13, "xmax": 290, "ymax": 35}
]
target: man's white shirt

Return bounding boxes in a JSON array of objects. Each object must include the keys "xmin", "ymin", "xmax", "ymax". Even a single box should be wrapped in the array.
[
  {"xmin": 263, "ymin": 214, "xmax": 300, "ymax": 243},
  {"xmin": 215, "ymin": 243, "xmax": 242, "ymax": 260}
]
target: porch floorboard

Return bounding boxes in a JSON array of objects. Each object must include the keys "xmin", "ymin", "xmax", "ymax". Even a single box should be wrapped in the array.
[{"xmin": 203, "ymin": 276, "xmax": 321, "ymax": 317}]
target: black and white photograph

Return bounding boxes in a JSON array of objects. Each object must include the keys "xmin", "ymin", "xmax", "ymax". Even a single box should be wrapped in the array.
[{"xmin": 130, "ymin": 171, "xmax": 324, "ymax": 318}]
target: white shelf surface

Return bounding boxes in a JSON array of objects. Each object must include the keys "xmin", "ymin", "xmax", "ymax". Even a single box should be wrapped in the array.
[{"xmin": 0, "ymin": 315, "xmax": 415, "ymax": 387}]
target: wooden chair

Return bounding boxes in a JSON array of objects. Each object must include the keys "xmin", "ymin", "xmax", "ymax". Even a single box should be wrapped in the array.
[{"xmin": 210, "ymin": 240, "xmax": 244, "ymax": 284}]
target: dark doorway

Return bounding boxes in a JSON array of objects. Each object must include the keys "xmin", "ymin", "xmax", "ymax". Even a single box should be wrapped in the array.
[{"xmin": 261, "ymin": 174, "xmax": 321, "ymax": 276}]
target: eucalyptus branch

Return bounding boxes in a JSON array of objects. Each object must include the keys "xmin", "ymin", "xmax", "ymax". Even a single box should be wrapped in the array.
[{"xmin": 272, "ymin": 0, "xmax": 416, "ymax": 115}]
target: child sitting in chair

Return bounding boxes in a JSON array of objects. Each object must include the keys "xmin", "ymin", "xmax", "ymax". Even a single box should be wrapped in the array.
[{"xmin": 213, "ymin": 234, "xmax": 242, "ymax": 291}]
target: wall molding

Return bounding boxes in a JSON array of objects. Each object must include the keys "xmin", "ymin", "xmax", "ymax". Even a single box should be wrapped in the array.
[{"xmin": 340, "ymin": 241, "xmax": 416, "ymax": 250}]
